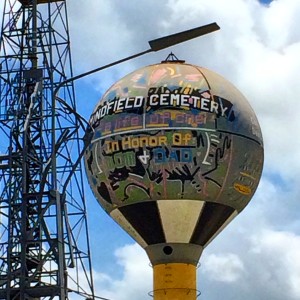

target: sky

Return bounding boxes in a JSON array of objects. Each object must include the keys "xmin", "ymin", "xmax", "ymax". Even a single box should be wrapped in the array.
[
  {"xmin": 2, "ymin": 0, "xmax": 299, "ymax": 299},
  {"xmin": 63, "ymin": 0, "xmax": 300, "ymax": 299}
]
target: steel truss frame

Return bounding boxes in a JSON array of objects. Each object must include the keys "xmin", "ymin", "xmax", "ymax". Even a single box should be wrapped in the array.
[{"xmin": 0, "ymin": 0, "xmax": 94, "ymax": 299}]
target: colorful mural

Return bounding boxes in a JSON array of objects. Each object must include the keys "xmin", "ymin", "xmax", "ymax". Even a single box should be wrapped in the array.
[
  {"xmin": 84, "ymin": 62, "xmax": 264, "ymax": 255},
  {"xmin": 85, "ymin": 62, "xmax": 263, "ymax": 213}
]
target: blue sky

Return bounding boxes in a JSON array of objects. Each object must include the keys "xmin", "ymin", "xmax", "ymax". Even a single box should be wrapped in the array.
[
  {"xmin": 65, "ymin": 0, "xmax": 300, "ymax": 299},
  {"xmin": 32, "ymin": 0, "xmax": 300, "ymax": 299},
  {"xmin": 259, "ymin": 0, "xmax": 273, "ymax": 3}
]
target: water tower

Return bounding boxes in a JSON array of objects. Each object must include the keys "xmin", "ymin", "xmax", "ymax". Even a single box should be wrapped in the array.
[{"xmin": 85, "ymin": 58, "xmax": 264, "ymax": 299}]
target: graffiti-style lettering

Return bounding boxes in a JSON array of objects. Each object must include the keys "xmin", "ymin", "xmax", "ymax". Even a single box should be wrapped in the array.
[
  {"xmin": 122, "ymin": 135, "xmax": 168, "ymax": 150},
  {"xmin": 90, "ymin": 96, "xmax": 144, "ymax": 125},
  {"xmin": 89, "ymin": 87, "xmax": 235, "ymax": 128},
  {"xmin": 145, "ymin": 111, "xmax": 206, "ymax": 128},
  {"xmin": 153, "ymin": 148, "xmax": 192, "ymax": 163},
  {"xmin": 105, "ymin": 140, "xmax": 120, "ymax": 154},
  {"xmin": 172, "ymin": 133, "xmax": 192, "ymax": 146},
  {"xmin": 107, "ymin": 152, "xmax": 136, "ymax": 169},
  {"xmin": 146, "ymin": 91, "xmax": 232, "ymax": 118},
  {"xmin": 138, "ymin": 150, "xmax": 150, "ymax": 165}
]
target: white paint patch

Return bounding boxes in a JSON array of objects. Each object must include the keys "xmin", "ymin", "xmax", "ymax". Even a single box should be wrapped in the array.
[{"xmin": 157, "ymin": 200, "xmax": 204, "ymax": 243}]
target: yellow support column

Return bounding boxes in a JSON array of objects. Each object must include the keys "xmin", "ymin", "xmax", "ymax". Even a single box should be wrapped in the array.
[{"xmin": 153, "ymin": 263, "xmax": 197, "ymax": 300}]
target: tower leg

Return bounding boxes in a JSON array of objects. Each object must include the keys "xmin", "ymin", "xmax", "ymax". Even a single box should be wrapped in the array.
[{"xmin": 153, "ymin": 263, "xmax": 197, "ymax": 300}]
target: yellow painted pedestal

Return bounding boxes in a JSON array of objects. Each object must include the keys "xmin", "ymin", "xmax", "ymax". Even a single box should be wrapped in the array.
[{"xmin": 153, "ymin": 263, "xmax": 197, "ymax": 300}]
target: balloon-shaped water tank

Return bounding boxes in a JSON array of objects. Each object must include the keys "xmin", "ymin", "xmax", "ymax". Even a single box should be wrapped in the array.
[{"xmin": 84, "ymin": 61, "xmax": 264, "ymax": 299}]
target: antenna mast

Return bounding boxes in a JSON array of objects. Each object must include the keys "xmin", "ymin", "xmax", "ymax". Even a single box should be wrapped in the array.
[{"xmin": 0, "ymin": 0, "xmax": 94, "ymax": 299}]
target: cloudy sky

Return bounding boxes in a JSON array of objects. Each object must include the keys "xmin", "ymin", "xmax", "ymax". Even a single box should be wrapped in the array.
[
  {"xmin": 62, "ymin": 0, "xmax": 300, "ymax": 299},
  {"xmin": 0, "ymin": 0, "xmax": 299, "ymax": 299}
]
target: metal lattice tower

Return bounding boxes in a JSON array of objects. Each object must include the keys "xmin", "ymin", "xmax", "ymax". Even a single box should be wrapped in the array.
[{"xmin": 0, "ymin": 0, "xmax": 95, "ymax": 299}]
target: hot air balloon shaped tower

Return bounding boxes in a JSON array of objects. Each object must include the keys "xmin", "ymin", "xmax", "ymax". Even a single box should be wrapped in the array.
[{"xmin": 84, "ymin": 57, "xmax": 264, "ymax": 299}]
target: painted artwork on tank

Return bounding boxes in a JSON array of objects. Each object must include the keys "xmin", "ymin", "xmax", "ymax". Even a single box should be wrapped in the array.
[
  {"xmin": 84, "ymin": 62, "xmax": 264, "ymax": 252},
  {"xmin": 85, "ymin": 62, "xmax": 263, "ymax": 211}
]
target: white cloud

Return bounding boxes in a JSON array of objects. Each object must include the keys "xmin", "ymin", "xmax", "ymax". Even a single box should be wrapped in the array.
[
  {"xmin": 199, "ymin": 225, "xmax": 300, "ymax": 300},
  {"xmin": 248, "ymin": 229, "xmax": 300, "ymax": 300},
  {"xmin": 201, "ymin": 253, "xmax": 245, "ymax": 283},
  {"xmin": 259, "ymin": 0, "xmax": 300, "ymax": 50},
  {"xmin": 92, "ymin": 244, "xmax": 152, "ymax": 300}
]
